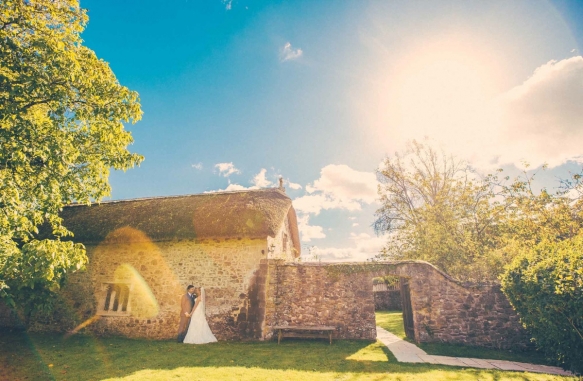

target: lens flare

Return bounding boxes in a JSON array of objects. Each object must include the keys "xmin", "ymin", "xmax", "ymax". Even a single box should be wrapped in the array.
[
  {"xmin": 113, "ymin": 263, "xmax": 159, "ymax": 318},
  {"xmin": 64, "ymin": 314, "xmax": 101, "ymax": 338}
]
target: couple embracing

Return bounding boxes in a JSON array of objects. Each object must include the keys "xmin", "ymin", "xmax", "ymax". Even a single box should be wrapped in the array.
[{"xmin": 177, "ymin": 285, "xmax": 217, "ymax": 344}]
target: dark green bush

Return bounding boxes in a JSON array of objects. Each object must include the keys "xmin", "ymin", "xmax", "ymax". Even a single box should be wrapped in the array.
[{"xmin": 501, "ymin": 235, "xmax": 583, "ymax": 374}]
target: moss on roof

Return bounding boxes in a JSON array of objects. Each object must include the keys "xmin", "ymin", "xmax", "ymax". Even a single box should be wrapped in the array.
[{"xmin": 56, "ymin": 188, "xmax": 300, "ymax": 254}]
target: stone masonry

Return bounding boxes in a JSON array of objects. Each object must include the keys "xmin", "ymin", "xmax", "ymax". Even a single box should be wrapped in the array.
[
  {"xmin": 264, "ymin": 261, "xmax": 530, "ymax": 349},
  {"xmin": 11, "ymin": 253, "xmax": 529, "ymax": 349},
  {"xmin": 27, "ymin": 229, "xmax": 289, "ymax": 340},
  {"xmin": 374, "ymin": 290, "xmax": 402, "ymax": 311}
]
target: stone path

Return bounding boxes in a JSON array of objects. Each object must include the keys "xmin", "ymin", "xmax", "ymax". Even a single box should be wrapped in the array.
[{"xmin": 376, "ymin": 327, "xmax": 573, "ymax": 377}]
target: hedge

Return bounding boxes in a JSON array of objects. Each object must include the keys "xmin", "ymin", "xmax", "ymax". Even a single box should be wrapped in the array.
[{"xmin": 501, "ymin": 235, "xmax": 583, "ymax": 374}]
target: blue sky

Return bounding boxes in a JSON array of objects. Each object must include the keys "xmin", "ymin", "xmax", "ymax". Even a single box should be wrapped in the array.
[{"xmin": 81, "ymin": 0, "xmax": 583, "ymax": 261}]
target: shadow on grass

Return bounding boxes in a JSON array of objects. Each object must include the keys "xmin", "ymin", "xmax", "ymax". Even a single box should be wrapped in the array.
[{"xmin": 0, "ymin": 328, "xmax": 575, "ymax": 381}]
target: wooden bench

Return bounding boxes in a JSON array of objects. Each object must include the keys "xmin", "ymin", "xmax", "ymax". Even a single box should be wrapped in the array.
[{"xmin": 273, "ymin": 325, "xmax": 336, "ymax": 345}]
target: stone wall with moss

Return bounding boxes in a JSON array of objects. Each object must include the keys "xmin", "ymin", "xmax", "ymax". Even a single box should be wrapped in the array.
[{"xmin": 263, "ymin": 261, "xmax": 530, "ymax": 349}]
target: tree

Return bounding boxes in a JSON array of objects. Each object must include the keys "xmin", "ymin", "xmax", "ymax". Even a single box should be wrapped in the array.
[
  {"xmin": 484, "ymin": 164, "xmax": 583, "ymax": 268},
  {"xmin": 0, "ymin": 0, "xmax": 143, "ymax": 319},
  {"xmin": 501, "ymin": 235, "xmax": 583, "ymax": 373},
  {"xmin": 374, "ymin": 141, "xmax": 500, "ymax": 281},
  {"xmin": 375, "ymin": 141, "xmax": 583, "ymax": 282}
]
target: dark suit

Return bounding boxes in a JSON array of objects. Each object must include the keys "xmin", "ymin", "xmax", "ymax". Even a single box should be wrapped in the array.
[{"xmin": 177, "ymin": 292, "xmax": 195, "ymax": 342}]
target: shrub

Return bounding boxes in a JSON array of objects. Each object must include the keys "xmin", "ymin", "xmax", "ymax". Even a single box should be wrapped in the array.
[
  {"xmin": 501, "ymin": 235, "xmax": 583, "ymax": 374},
  {"xmin": 372, "ymin": 276, "xmax": 400, "ymax": 287}
]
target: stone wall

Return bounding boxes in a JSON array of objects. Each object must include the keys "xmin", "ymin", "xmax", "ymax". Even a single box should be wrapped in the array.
[
  {"xmin": 12, "ymin": 254, "xmax": 529, "ymax": 349},
  {"xmin": 264, "ymin": 261, "xmax": 377, "ymax": 340},
  {"xmin": 26, "ymin": 226, "xmax": 285, "ymax": 340},
  {"xmin": 263, "ymin": 261, "xmax": 530, "ymax": 349},
  {"xmin": 374, "ymin": 290, "xmax": 402, "ymax": 311}
]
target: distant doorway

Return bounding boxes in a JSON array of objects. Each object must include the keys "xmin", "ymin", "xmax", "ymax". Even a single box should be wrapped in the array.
[
  {"xmin": 372, "ymin": 275, "xmax": 402, "ymax": 311},
  {"xmin": 372, "ymin": 275, "xmax": 415, "ymax": 341},
  {"xmin": 400, "ymin": 277, "xmax": 415, "ymax": 340}
]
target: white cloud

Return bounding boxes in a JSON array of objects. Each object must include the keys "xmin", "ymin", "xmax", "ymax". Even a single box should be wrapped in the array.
[
  {"xmin": 223, "ymin": 0, "xmax": 232, "ymax": 10},
  {"xmin": 205, "ymin": 183, "xmax": 260, "ymax": 193},
  {"xmin": 491, "ymin": 56, "xmax": 583, "ymax": 168},
  {"xmin": 307, "ymin": 164, "xmax": 378, "ymax": 202},
  {"xmin": 280, "ymin": 42, "xmax": 303, "ymax": 62},
  {"xmin": 293, "ymin": 194, "xmax": 362, "ymax": 215},
  {"xmin": 287, "ymin": 180, "xmax": 302, "ymax": 190},
  {"xmin": 352, "ymin": 223, "xmax": 359, "ymax": 227},
  {"xmin": 297, "ymin": 215, "xmax": 326, "ymax": 242},
  {"xmin": 412, "ymin": 56, "xmax": 583, "ymax": 170},
  {"xmin": 293, "ymin": 164, "xmax": 378, "ymax": 214},
  {"xmin": 305, "ymin": 233, "xmax": 387, "ymax": 262},
  {"xmin": 223, "ymin": 183, "xmax": 253, "ymax": 191},
  {"xmin": 215, "ymin": 162, "xmax": 240, "ymax": 177},
  {"xmin": 191, "ymin": 162, "xmax": 203, "ymax": 170},
  {"xmin": 252, "ymin": 168, "xmax": 272, "ymax": 188},
  {"xmin": 374, "ymin": 55, "xmax": 583, "ymax": 171}
]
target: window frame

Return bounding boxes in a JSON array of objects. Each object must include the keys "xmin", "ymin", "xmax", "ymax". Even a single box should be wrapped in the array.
[{"xmin": 97, "ymin": 282, "xmax": 133, "ymax": 317}]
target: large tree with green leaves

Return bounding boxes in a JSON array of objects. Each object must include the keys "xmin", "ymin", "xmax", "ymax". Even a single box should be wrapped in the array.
[
  {"xmin": 374, "ymin": 142, "xmax": 583, "ymax": 282},
  {"xmin": 484, "ymin": 165, "xmax": 583, "ymax": 269},
  {"xmin": 0, "ymin": 0, "xmax": 143, "ymax": 318},
  {"xmin": 501, "ymin": 235, "xmax": 583, "ymax": 373},
  {"xmin": 374, "ymin": 141, "xmax": 500, "ymax": 281}
]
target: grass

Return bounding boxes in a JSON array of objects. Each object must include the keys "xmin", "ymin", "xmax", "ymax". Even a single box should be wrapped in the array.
[
  {"xmin": 375, "ymin": 310, "xmax": 407, "ymax": 339},
  {"xmin": 375, "ymin": 310, "xmax": 552, "ymax": 366},
  {"xmin": 0, "ymin": 327, "xmax": 576, "ymax": 381}
]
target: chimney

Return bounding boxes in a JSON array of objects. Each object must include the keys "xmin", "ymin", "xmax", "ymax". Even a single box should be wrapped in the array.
[{"xmin": 278, "ymin": 177, "xmax": 285, "ymax": 192}]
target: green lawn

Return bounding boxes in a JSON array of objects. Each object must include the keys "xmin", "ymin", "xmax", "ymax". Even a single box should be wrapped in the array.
[
  {"xmin": 375, "ymin": 310, "xmax": 551, "ymax": 366},
  {"xmin": 0, "ymin": 327, "xmax": 575, "ymax": 381},
  {"xmin": 375, "ymin": 310, "xmax": 407, "ymax": 339}
]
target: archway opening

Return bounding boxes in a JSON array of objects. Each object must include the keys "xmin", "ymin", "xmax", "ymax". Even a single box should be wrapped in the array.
[{"xmin": 372, "ymin": 275, "xmax": 414, "ymax": 340}]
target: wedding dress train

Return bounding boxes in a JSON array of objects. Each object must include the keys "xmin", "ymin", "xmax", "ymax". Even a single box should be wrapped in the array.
[{"xmin": 183, "ymin": 287, "xmax": 218, "ymax": 344}]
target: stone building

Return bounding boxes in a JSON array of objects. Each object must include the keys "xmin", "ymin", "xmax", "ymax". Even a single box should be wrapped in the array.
[{"xmin": 26, "ymin": 187, "xmax": 300, "ymax": 340}]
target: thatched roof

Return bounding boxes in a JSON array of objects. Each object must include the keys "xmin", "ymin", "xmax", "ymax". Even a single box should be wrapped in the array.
[{"xmin": 55, "ymin": 188, "xmax": 301, "ymax": 255}]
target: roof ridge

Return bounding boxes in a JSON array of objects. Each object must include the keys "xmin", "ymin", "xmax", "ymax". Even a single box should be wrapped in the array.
[{"xmin": 65, "ymin": 187, "xmax": 288, "ymax": 207}]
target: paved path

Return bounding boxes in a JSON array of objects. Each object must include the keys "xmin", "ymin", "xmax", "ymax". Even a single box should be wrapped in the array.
[{"xmin": 376, "ymin": 327, "xmax": 573, "ymax": 377}]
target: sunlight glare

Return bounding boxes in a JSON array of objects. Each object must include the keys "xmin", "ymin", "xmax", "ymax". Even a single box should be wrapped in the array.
[
  {"xmin": 114, "ymin": 263, "xmax": 160, "ymax": 319},
  {"xmin": 386, "ymin": 37, "xmax": 501, "ymax": 151}
]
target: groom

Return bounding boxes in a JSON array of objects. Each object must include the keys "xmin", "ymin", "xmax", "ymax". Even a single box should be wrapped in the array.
[{"xmin": 177, "ymin": 285, "xmax": 196, "ymax": 342}]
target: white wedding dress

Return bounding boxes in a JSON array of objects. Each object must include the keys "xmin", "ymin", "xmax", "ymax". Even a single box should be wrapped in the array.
[{"xmin": 183, "ymin": 287, "xmax": 218, "ymax": 344}]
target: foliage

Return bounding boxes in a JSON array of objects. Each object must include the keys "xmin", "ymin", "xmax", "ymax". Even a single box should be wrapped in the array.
[
  {"xmin": 481, "ymin": 165, "xmax": 583, "ymax": 283},
  {"xmin": 0, "ymin": 0, "xmax": 143, "ymax": 315},
  {"xmin": 372, "ymin": 275, "xmax": 399, "ymax": 287},
  {"xmin": 501, "ymin": 235, "xmax": 583, "ymax": 374},
  {"xmin": 374, "ymin": 141, "xmax": 500, "ymax": 281},
  {"xmin": 375, "ymin": 141, "xmax": 583, "ymax": 283},
  {"xmin": 487, "ymin": 165, "xmax": 583, "ymax": 247}
]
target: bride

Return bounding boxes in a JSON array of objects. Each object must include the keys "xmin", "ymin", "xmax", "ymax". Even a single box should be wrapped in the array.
[{"xmin": 183, "ymin": 287, "xmax": 218, "ymax": 344}]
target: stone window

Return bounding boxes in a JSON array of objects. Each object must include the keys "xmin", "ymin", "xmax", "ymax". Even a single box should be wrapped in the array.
[{"xmin": 97, "ymin": 283, "xmax": 132, "ymax": 316}]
